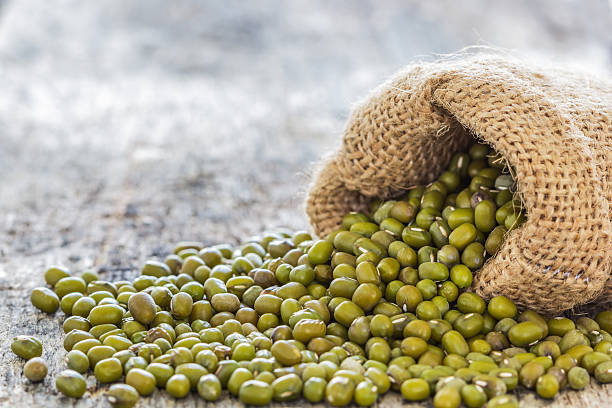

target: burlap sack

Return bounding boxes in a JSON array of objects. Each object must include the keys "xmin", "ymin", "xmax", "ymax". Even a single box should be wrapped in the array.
[{"xmin": 306, "ymin": 55, "xmax": 612, "ymax": 314}]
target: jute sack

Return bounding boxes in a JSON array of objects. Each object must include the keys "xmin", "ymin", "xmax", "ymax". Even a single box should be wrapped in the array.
[{"xmin": 306, "ymin": 55, "xmax": 612, "ymax": 314}]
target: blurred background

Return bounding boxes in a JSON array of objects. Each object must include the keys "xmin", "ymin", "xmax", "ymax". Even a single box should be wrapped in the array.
[{"xmin": 0, "ymin": 0, "xmax": 611, "ymax": 274}]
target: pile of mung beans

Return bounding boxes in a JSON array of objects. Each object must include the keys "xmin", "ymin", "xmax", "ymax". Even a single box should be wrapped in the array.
[{"xmin": 14, "ymin": 142, "xmax": 612, "ymax": 408}]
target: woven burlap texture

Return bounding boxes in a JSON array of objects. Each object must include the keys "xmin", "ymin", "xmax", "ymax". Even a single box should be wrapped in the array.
[{"xmin": 306, "ymin": 55, "xmax": 612, "ymax": 314}]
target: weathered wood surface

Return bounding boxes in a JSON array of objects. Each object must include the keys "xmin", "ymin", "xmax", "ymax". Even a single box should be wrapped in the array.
[{"xmin": 1, "ymin": 1, "xmax": 611, "ymax": 407}]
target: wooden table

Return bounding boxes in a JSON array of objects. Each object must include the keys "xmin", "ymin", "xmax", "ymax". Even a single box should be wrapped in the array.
[{"xmin": 1, "ymin": 1, "xmax": 610, "ymax": 406}]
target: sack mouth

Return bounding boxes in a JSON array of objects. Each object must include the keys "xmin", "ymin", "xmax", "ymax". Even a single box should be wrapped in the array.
[{"xmin": 308, "ymin": 56, "xmax": 612, "ymax": 313}]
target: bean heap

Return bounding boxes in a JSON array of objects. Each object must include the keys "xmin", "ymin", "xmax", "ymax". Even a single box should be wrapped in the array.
[{"xmin": 16, "ymin": 142, "xmax": 612, "ymax": 408}]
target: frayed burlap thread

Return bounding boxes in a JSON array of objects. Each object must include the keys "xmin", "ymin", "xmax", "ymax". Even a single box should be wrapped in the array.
[{"xmin": 306, "ymin": 55, "xmax": 612, "ymax": 314}]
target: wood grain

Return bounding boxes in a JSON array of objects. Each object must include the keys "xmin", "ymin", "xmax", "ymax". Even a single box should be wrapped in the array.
[{"xmin": 0, "ymin": 0, "xmax": 611, "ymax": 406}]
